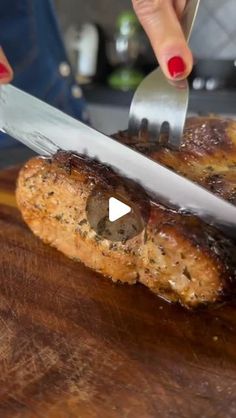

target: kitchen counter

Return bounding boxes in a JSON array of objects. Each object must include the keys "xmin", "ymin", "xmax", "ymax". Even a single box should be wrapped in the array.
[
  {"xmin": 0, "ymin": 86, "xmax": 236, "ymax": 169},
  {"xmin": 84, "ymin": 84, "xmax": 236, "ymax": 115},
  {"xmin": 85, "ymin": 85, "xmax": 236, "ymax": 134}
]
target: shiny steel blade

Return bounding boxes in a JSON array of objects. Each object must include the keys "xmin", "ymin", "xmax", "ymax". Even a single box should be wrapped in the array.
[{"xmin": 0, "ymin": 84, "xmax": 236, "ymax": 238}]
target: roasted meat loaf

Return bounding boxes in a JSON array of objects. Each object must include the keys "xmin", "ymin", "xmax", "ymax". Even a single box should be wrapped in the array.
[{"xmin": 16, "ymin": 117, "xmax": 236, "ymax": 308}]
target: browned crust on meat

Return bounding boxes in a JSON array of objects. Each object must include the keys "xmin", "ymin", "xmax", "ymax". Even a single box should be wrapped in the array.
[
  {"xmin": 16, "ymin": 116, "xmax": 236, "ymax": 308},
  {"xmin": 116, "ymin": 117, "xmax": 236, "ymax": 204}
]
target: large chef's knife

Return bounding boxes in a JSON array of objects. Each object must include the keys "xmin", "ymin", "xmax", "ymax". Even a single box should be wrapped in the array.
[{"xmin": 0, "ymin": 84, "xmax": 236, "ymax": 238}]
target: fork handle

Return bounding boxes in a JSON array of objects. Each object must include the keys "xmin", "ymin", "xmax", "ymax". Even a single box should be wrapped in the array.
[{"xmin": 181, "ymin": 0, "xmax": 201, "ymax": 42}]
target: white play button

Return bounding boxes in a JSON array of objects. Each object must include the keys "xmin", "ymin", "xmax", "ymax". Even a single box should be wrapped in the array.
[
  {"xmin": 86, "ymin": 184, "xmax": 150, "ymax": 241},
  {"xmin": 109, "ymin": 197, "xmax": 131, "ymax": 222}
]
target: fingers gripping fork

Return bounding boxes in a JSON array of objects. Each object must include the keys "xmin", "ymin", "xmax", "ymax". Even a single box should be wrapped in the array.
[{"xmin": 128, "ymin": 0, "xmax": 200, "ymax": 148}]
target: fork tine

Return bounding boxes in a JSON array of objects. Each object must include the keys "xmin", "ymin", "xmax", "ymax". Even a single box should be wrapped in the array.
[
  {"xmin": 168, "ymin": 130, "xmax": 182, "ymax": 150},
  {"xmin": 168, "ymin": 122, "xmax": 185, "ymax": 149},
  {"xmin": 167, "ymin": 102, "xmax": 187, "ymax": 148},
  {"xmin": 128, "ymin": 117, "xmax": 140, "ymax": 138},
  {"xmin": 147, "ymin": 123, "xmax": 160, "ymax": 143}
]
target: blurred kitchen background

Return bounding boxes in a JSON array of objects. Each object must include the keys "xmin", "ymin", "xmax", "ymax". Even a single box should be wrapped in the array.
[
  {"xmin": 1, "ymin": 0, "xmax": 236, "ymax": 168},
  {"xmin": 54, "ymin": 0, "xmax": 236, "ymax": 133}
]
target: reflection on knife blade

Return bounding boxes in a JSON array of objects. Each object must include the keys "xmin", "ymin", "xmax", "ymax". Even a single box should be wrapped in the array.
[{"xmin": 0, "ymin": 84, "xmax": 236, "ymax": 238}]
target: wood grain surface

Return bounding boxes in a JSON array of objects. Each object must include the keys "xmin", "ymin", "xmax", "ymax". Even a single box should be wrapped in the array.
[{"xmin": 0, "ymin": 166, "xmax": 236, "ymax": 418}]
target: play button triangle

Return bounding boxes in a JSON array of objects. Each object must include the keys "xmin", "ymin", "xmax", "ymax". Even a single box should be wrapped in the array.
[{"xmin": 109, "ymin": 197, "xmax": 131, "ymax": 222}]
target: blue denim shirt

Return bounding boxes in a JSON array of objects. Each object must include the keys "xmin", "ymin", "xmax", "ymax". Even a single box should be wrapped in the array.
[{"xmin": 0, "ymin": 0, "xmax": 89, "ymax": 145}]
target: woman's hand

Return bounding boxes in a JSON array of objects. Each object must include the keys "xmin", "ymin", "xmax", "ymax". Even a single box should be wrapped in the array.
[
  {"xmin": 0, "ymin": 47, "xmax": 13, "ymax": 84},
  {"xmin": 132, "ymin": 0, "xmax": 193, "ymax": 80}
]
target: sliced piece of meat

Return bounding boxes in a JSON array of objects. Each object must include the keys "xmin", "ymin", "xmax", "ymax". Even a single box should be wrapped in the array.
[{"xmin": 16, "ymin": 117, "xmax": 236, "ymax": 308}]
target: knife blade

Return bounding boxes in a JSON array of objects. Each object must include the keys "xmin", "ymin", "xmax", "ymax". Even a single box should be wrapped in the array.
[{"xmin": 0, "ymin": 84, "xmax": 236, "ymax": 238}]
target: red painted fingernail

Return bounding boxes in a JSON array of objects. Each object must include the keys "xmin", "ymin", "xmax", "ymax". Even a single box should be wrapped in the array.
[
  {"xmin": 0, "ymin": 62, "xmax": 10, "ymax": 78},
  {"xmin": 168, "ymin": 56, "xmax": 186, "ymax": 78}
]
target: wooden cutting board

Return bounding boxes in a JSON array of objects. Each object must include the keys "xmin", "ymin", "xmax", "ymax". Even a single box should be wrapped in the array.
[{"xmin": 0, "ymin": 166, "xmax": 236, "ymax": 418}]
